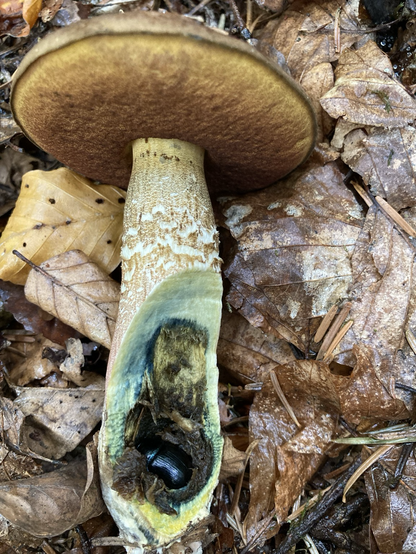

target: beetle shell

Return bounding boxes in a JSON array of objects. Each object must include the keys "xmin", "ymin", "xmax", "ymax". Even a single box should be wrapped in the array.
[{"xmin": 137, "ymin": 438, "xmax": 193, "ymax": 489}]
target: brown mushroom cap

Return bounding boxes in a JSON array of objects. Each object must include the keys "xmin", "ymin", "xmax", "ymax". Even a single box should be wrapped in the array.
[{"xmin": 11, "ymin": 12, "xmax": 316, "ymax": 193}]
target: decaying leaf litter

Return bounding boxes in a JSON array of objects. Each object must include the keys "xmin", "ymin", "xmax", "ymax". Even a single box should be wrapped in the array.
[{"xmin": 0, "ymin": 0, "xmax": 416, "ymax": 552}]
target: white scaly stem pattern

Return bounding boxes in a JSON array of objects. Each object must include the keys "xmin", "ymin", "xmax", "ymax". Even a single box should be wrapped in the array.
[{"xmin": 108, "ymin": 137, "xmax": 221, "ymax": 373}]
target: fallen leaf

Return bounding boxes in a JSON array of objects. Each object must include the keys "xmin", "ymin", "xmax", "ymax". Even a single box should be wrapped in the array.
[
  {"xmin": 59, "ymin": 337, "xmax": 105, "ymax": 388},
  {"xmin": 0, "ymin": 116, "xmax": 21, "ymax": 146},
  {"xmin": 0, "ymin": 0, "xmax": 41, "ymax": 36},
  {"xmin": 0, "ymin": 396, "xmax": 25, "ymax": 448},
  {"xmin": 21, "ymin": 0, "xmax": 41, "ymax": 28},
  {"xmin": 337, "ymin": 345, "xmax": 409, "ymax": 425},
  {"xmin": 0, "ymin": 168, "xmax": 125, "ymax": 285},
  {"xmin": 219, "ymin": 436, "xmax": 246, "ymax": 480},
  {"xmin": 221, "ymin": 161, "xmax": 363, "ymax": 348},
  {"xmin": 0, "ymin": 279, "xmax": 80, "ymax": 345},
  {"xmin": 364, "ymin": 446, "xmax": 416, "ymax": 553},
  {"xmin": 258, "ymin": 0, "xmax": 363, "ymax": 139},
  {"xmin": 24, "ymin": 250, "xmax": 120, "ymax": 349},
  {"xmin": 6, "ymin": 335, "xmax": 64, "ymax": 386},
  {"xmin": 246, "ymin": 363, "xmax": 340, "ymax": 541},
  {"xmin": 334, "ymin": 205, "xmax": 416, "ymax": 417},
  {"xmin": 340, "ymin": 125, "xmax": 416, "ymax": 211},
  {"xmin": 260, "ymin": 0, "xmax": 364, "ymax": 81},
  {"xmin": 13, "ymin": 385, "xmax": 104, "ymax": 459},
  {"xmin": 0, "ymin": 444, "xmax": 43, "ymax": 482},
  {"xmin": 321, "ymin": 40, "xmax": 416, "ymax": 127},
  {"xmin": 0, "ymin": 457, "xmax": 104, "ymax": 537},
  {"xmin": 218, "ymin": 310, "xmax": 295, "ymax": 384},
  {"xmin": 39, "ymin": 0, "xmax": 62, "ymax": 22}
]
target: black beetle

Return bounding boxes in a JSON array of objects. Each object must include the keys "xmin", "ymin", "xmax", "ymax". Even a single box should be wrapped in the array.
[{"xmin": 136, "ymin": 437, "xmax": 193, "ymax": 489}]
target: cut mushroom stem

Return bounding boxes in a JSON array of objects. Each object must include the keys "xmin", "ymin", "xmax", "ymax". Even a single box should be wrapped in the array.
[{"xmin": 100, "ymin": 137, "xmax": 224, "ymax": 546}]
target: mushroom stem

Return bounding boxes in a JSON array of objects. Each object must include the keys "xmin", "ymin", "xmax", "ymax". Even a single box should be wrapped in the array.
[
  {"xmin": 109, "ymin": 137, "xmax": 222, "ymax": 365},
  {"xmin": 100, "ymin": 138, "xmax": 224, "ymax": 546}
]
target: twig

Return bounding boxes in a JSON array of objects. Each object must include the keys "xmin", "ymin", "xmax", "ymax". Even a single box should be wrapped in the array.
[
  {"xmin": 334, "ymin": 8, "xmax": 341, "ymax": 53},
  {"xmin": 352, "ymin": 181, "xmax": 373, "ymax": 208},
  {"xmin": 186, "ymin": 0, "xmax": 211, "ymax": 16},
  {"xmin": 75, "ymin": 525, "xmax": 91, "ymax": 554},
  {"xmin": 273, "ymin": 457, "xmax": 361, "ymax": 554},
  {"xmin": 12, "ymin": 250, "xmax": 116, "ymax": 322},
  {"xmin": 227, "ymin": 0, "xmax": 251, "ymax": 39}
]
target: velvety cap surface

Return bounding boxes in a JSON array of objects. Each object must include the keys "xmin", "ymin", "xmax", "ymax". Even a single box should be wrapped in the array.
[{"xmin": 11, "ymin": 12, "xmax": 317, "ymax": 193}]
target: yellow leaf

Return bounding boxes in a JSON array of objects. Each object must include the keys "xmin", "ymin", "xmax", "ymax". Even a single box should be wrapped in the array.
[
  {"xmin": 22, "ymin": 0, "xmax": 42, "ymax": 28},
  {"xmin": 0, "ymin": 167, "xmax": 125, "ymax": 284}
]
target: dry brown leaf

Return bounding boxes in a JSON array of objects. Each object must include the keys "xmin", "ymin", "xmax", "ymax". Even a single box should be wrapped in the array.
[
  {"xmin": 0, "ymin": 0, "xmax": 41, "ymax": 36},
  {"xmin": 218, "ymin": 310, "xmax": 295, "ymax": 384},
  {"xmin": 0, "ymin": 168, "xmax": 125, "ymax": 285},
  {"xmin": 337, "ymin": 345, "xmax": 409, "ymax": 425},
  {"xmin": 334, "ymin": 205, "xmax": 416, "ymax": 415},
  {"xmin": 221, "ymin": 161, "xmax": 363, "ymax": 348},
  {"xmin": 246, "ymin": 363, "xmax": 340, "ymax": 541},
  {"xmin": 258, "ymin": 0, "xmax": 363, "ymax": 139},
  {"xmin": 321, "ymin": 40, "xmax": 416, "ymax": 127},
  {"xmin": 0, "ymin": 396, "xmax": 25, "ymax": 448},
  {"xmin": 0, "ymin": 280, "xmax": 79, "ymax": 345},
  {"xmin": 260, "ymin": 0, "xmax": 364, "ymax": 81},
  {"xmin": 219, "ymin": 436, "xmax": 246, "ymax": 480},
  {"xmin": 13, "ymin": 384, "xmax": 104, "ymax": 459},
  {"xmin": 6, "ymin": 336, "xmax": 64, "ymax": 386},
  {"xmin": 59, "ymin": 338, "xmax": 105, "ymax": 388},
  {"xmin": 300, "ymin": 62, "xmax": 335, "ymax": 141},
  {"xmin": 25, "ymin": 250, "xmax": 120, "ymax": 349},
  {"xmin": 364, "ymin": 446, "xmax": 416, "ymax": 553},
  {"xmin": 21, "ymin": 0, "xmax": 41, "ymax": 28},
  {"xmin": 0, "ymin": 444, "xmax": 43, "ymax": 482},
  {"xmin": 0, "ymin": 457, "xmax": 104, "ymax": 537},
  {"xmin": 340, "ymin": 125, "xmax": 416, "ymax": 211}
]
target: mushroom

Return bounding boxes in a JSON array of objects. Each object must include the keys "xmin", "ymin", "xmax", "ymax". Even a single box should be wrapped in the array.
[{"xmin": 11, "ymin": 11, "xmax": 316, "ymax": 548}]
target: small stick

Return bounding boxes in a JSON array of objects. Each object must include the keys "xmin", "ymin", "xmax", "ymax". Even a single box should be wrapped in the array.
[
  {"xmin": 186, "ymin": 0, "xmax": 211, "ymax": 16},
  {"xmin": 314, "ymin": 304, "xmax": 338, "ymax": 343},
  {"xmin": 12, "ymin": 250, "xmax": 116, "ymax": 321},
  {"xmin": 228, "ymin": 0, "xmax": 251, "ymax": 39},
  {"xmin": 230, "ymin": 439, "xmax": 259, "ymax": 516},
  {"xmin": 3, "ymin": 334, "xmax": 36, "ymax": 343},
  {"xmin": 375, "ymin": 195, "xmax": 416, "ymax": 237},
  {"xmin": 352, "ymin": 181, "xmax": 373, "ymax": 208},
  {"xmin": 316, "ymin": 302, "xmax": 352, "ymax": 360},
  {"xmin": 286, "ymin": 486, "xmax": 331, "ymax": 521},
  {"xmin": 322, "ymin": 320, "xmax": 353, "ymax": 362},
  {"xmin": 270, "ymin": 370, "xmax": 301, "ymax": 428},
  {"xmin": 274, "ymin": 457, "xmax": 361, "ymax": 554}
]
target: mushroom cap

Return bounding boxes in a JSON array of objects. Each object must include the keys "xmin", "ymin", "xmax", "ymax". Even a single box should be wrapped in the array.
[{"xmin": 11, "ymin": 12, "xmax": 316, "ymax": 193}]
